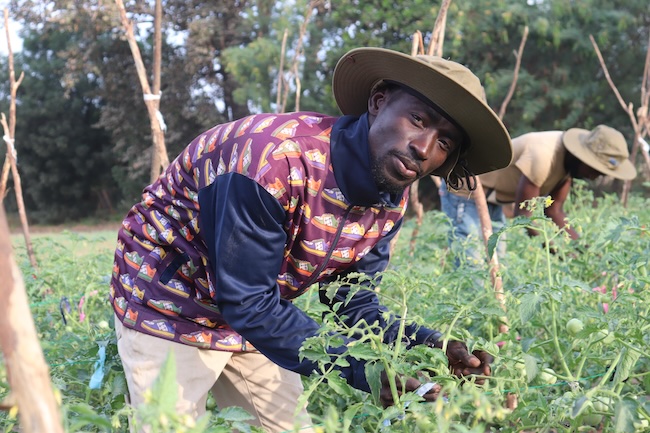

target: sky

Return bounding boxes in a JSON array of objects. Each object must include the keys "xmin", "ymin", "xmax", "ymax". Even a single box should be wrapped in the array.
[{"xmin": 0, "ymin": 1, "xmax": 23, "ymax": 55}]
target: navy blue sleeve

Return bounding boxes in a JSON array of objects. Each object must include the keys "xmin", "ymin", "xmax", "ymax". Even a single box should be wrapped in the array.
[
  {"xmin": 198, "ymin": 173, "xmax": 372, "ymax": 391},
  {"xmin": 321, "ymin": 220, "xmax": 439, "ymax": 347}
]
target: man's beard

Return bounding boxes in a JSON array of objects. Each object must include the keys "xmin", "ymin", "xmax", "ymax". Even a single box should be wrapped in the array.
[{"xmin": 370, "ymin": 153, "xmax": 407, "ymax": 196}]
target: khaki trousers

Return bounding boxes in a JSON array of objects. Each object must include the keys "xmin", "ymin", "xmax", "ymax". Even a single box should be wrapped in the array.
[{"xmin": 115, "ymin": 318, "xmax": 314, "ymax": 433}]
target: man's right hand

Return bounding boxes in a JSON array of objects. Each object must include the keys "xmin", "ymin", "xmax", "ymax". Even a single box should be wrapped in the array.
[{"xmin": 379, "ymin": 370, "xmax": 441, "ymax": 408}]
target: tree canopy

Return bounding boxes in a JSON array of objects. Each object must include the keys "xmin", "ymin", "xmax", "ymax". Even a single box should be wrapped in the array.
[{"xmin": 1, "ymin": 0, "xmax": 648, "ymax": 223}]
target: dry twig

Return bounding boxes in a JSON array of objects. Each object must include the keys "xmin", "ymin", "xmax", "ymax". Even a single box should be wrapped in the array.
[
  {"xmin": 498, "ymin": 26, "xmax": 528, "ymax": 119},
  {"xmin": 590, "ymin": 34, "xmax": 650, "ymax": 206}
]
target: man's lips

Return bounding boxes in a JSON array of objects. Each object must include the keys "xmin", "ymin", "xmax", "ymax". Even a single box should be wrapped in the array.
[{"xmin": 394, "ymin": 155, "xmax": 420, "ymax": 180}]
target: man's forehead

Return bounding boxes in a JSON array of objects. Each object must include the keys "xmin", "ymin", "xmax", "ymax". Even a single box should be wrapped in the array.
[{"xmin": 387, "ymin": 81, "xmax": 468, "ymax": 145}]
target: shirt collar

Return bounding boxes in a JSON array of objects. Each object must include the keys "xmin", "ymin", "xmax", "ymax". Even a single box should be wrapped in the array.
[{"xmin": 330, "ymin": 114, "xmax": 404, "ymax": 207}]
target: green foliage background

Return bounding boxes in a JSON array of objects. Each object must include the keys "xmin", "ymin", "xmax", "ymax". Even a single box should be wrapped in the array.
[{"xmin": 0, "ymin": 0, "xmax": 648, "ymax": 223}]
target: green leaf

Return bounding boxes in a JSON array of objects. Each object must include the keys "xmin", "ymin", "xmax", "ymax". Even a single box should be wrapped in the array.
[
  {"xmin": 519, "ymin": 293, "xmax": 543, "ymax": 324},
  {"xmin": 217, "ymin": 406, "xmax": 256, "ymax": 422},
  {"xmin": 68, "ymin": 403, "xmax": 113, "ymax": 430},
  {"xmin": 559, "ymin": 277, "xmax": 591, "ymax": 292},
  {"xmin": 326, "ymin": 374, "xmax": 354, "ymax": 397},
  {"xmin": 571, "ymin": 395, "xmax": 589, "ymax": 418},
  {"xmin": 347, "ymin": 343, "xmax": 382, "ymax": 361},
  {"xmin": 365, "ymin": 361, "xmax": 383, "ymax": 404},
  {"xmin": 523, "ymin": 354, "xmax": 539, "ymax": 384},
  {"xmin": 613, "ymin": 348, "xmax": 641, "ymax": 385},
  {"xmin": 613, "ymin": 397, "xmax": 637, "ymax": 433}
]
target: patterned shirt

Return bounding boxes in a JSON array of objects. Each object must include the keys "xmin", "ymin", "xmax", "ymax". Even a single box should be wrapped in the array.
[{"xmin": 110, "ymin": 112, "xmax": 437, "ymax": 392}]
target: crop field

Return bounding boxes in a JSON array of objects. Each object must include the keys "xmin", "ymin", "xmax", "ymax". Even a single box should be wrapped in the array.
[{"xmin": 2, "ymin": 183, "xmax": 649, "ymax": 432}]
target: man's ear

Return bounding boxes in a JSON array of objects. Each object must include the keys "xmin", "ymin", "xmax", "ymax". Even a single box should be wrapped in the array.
[{"xmin": 367, "ymin": 89, "xmax": 386, "ymax": 116}]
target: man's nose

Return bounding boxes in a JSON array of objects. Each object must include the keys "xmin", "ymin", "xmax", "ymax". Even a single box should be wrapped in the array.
[{"xmin": 409, "ymin": 131, "xmax": 437, "ymax": 160}]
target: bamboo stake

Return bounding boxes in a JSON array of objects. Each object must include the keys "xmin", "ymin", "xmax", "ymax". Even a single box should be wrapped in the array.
[
  {"xmin": 0, "ymin": 206, "xmax": 64, "ymax": 432},
  {"xmin": 590, "ymin": 34, "xmax": 650, "ymax": 206},
  {"xmin": 115, "ymin": 0, "xmax": 169, "ymax": 183},
  {"xmin": 1, "ymin": 9, "xmax": 36, "ymax": 269}
]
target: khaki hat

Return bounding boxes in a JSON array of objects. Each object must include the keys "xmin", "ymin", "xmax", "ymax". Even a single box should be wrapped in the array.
[
  {"xmin": 563, "ymin": 125, "xmax": 637, "ymax": 180},
  {"xmin": 332, "ymin": 47, "xmax": 513, "ymax": 177}
]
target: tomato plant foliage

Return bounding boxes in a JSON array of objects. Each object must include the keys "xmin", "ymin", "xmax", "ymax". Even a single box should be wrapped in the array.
[{"xmin": 2, "ymin": 185, "xmax": 650, "ymax": 432}]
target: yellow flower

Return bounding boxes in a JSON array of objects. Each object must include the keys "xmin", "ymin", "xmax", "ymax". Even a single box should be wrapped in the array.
[{"xmin": 544, "ymin": 196, "xmax": 554, "ymax": 208}]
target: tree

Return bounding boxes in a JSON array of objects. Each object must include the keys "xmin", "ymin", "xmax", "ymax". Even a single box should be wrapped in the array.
[{"xmin": 3, "ymin": 28, "xmax": 115, "ymax": 223}]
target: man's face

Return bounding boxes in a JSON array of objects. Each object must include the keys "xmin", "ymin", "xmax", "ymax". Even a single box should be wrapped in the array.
[
  {"xmin": 366, "ymin": 87, "xmax": 463, "ymax": 195},
  {"xmin": 572, "ymin": 161, "xmax": 603, "ymax": 180}
]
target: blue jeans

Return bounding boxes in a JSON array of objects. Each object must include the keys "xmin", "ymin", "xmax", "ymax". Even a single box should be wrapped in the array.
[{"xmin": 439, "ymin": 180, "xmax": 506, "ymax": 267}]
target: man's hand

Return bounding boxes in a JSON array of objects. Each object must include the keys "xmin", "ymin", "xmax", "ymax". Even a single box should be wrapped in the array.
[
  {"xmin": 379, "ymin": 371, "xmax": 441, "ymax": 408},
  {"xmin": 445, "ymin": 341, "xmax": 493, "ymax": 385}
]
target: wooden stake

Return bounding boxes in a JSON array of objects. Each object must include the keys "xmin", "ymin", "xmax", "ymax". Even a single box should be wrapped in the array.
[
  {"xmin": 472, "ymin": 25, "xmax": 530, "ymax": 412},
  {"xmin": 1, "ymin": 116, "xmax": 36, "ymax": 269},
  {"xmin": 279, "ymin": 0, "xmax": 322, "ymax": 113},
  {"xmin": 474, "ymin": 26, "xmax": 529, "ymax": 329},
  {"xmin": 115, "ymin": 0, "xmax": 169, "ymax": 183},
  {"xmin": 1, "ymin": 8, "xmax": 36, "ymax": 269},
  {"xmin": 428, "ymin": 0, "xmax": 452, "ymax": 56},
  {"xmin": 276, "ymin": 29, "xmax": 288, "ymax": 113},
  {"xmin": 0, "ymin": 7, "xmax": 23, "ymax": 199},
  {"xmin": 0, "ymin": 206, "xmax": 64, "ymax": 432},
  {"xmin": 404, "ymin": 32, "xmax": 429, "ymax": 256}
]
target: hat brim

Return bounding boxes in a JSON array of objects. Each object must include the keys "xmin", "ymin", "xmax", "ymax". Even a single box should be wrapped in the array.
[
  {"xmin": 332, "ymin": 48, "xmax": 512, "ymax": 175},
  {"xmin": 563, "ymin": 128, "xmax": 637, "ymax": 180}
]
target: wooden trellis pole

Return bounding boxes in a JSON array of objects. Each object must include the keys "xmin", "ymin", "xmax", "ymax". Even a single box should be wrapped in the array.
[
  {"xmin": 0, "ymin": 207, "xmax": 64, "ymax": 432},
  {"xmin": 397, "ymin": 0, "xmax": 453, "ymax": 257},
  {"xmin": 277, "ymin": 0, "xmax": 323, "ymax": 113},
  {"xmin": 115, "ymin": 0, "xmax": 169, "ymax": 183},
  {"xmin": 473, "ymin": 26, "xmax": 528, "ymax": 334},
  {"xmin": 589, "ymin": 34, "xmax": 650, "ymax": 207},
  {"xmin": 471, "ymin": 25, "xmax": 528, "ymax": 412},
  {"xmin": 406, "ymin": 31, "xmax": 428, "ymax": 256},
  {"xmin": 0, "ymin": 8, "xmax": 37, "ymax": 269}
]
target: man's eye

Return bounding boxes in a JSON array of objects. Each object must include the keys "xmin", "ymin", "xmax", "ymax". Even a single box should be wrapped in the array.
[
  {"xmin": 411, "ymin": 114, "xmax": 424, "ymax": 123},
  {"xmin": 438, "ymin": 139, "xmax": 452, "ymax": 152}
]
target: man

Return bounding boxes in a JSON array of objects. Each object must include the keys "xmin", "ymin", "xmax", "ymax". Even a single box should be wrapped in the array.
[
  {"xmin": 440, "ymin": 125, "xmax": 637, "ymax": 263},
  {"xmin": 110, "ymin": 47, "xmax": 512, "ymax": 432}
]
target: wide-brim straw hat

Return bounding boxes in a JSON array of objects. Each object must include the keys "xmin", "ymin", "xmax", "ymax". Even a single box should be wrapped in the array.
[
  {"xmin": 563, "ymin": 125, "xmax": 637, "ymax": 180},
  {"xmin": 332, "ymin": 47, "xmax": 513, "ymax": 177}
]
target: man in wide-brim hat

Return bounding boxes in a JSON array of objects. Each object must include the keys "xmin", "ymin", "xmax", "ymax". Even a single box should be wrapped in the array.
[
  {"xmin": 440, "ymin": 123, "xmax": 637, "ymax": 264},
  {"xmin": 110, "ymin": 46, "xmax": 512, "ymax": 433}
]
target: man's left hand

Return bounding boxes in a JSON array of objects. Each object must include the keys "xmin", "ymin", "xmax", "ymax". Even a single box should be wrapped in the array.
[{"xmin": 445, "ymin": 341, "xmax": 493, "ymax": 384}]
